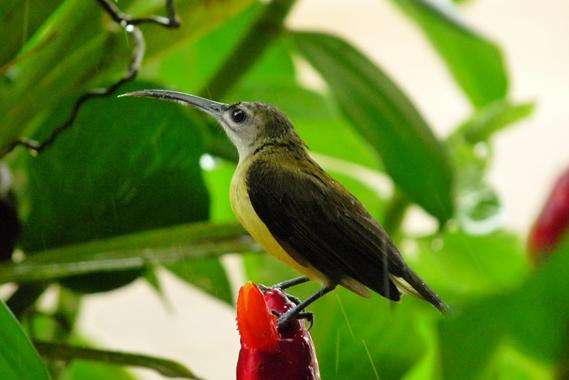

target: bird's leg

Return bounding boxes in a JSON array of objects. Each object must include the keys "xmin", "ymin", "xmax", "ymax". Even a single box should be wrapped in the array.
[
  {"xmin": 277, "ymin": 284, "xmax": 336, "ymax": 330},
  {"xmin": 271, "ymin": 276, "xmax": 309, "ymax": 290},
  {"xmin": 258, "ymin": 276, "xmax": 309, "ymax": 305}
]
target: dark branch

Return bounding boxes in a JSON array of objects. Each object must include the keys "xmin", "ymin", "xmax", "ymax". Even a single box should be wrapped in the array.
[
  {"xmin": 95, "ymin": 0, "xmax": 180, "ymax": 28},
  {"xmin": 0, "ymin": 0, "xmax": 179, "ymax": 158}
]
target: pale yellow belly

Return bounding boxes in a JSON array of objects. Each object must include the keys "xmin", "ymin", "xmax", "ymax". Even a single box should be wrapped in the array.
[{"xmin": 229, "ymin": 161, "xmax": 329, "ymax": 284}]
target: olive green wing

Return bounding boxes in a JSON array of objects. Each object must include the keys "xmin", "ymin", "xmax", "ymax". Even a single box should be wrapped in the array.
[{"xmin": 246, "ymin": 158, "xmax": 447, "ymax": 311}]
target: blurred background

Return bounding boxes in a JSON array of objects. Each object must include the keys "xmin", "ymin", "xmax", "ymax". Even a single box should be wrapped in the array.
[{"xmin": 1, "ymin": 0, "xmax": 569, "ymax": 379}]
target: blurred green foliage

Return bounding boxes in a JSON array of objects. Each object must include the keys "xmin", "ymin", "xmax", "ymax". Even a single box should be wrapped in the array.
[
  {"xmin": 0, "ymin": 300, "xmax": 49, "ymax": 379},
  {"xmin": 1, "ymin": 0, "xmax": 564, "ymax": 379}
]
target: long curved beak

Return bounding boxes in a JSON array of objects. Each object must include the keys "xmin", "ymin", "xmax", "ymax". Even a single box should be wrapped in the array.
[{"xmin": 119, "ymin": 89, "xmax": 228, "ymax": 118}]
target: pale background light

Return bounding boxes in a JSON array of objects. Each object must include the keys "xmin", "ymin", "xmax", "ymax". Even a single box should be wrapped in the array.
[{"xmin": 76, "ymin": 1, "xmax": 569, "ymax": 379}]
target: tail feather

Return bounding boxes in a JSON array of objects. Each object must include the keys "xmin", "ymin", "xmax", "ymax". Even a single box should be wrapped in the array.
[{"xmin": 391, "ymin": 270, "xmax": 449, "ymax": 313}]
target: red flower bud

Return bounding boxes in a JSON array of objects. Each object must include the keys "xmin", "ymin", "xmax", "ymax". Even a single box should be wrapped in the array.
[
  {"xmin": 528, "ymin": 166, "xmax": 569, "ymax": 263},
  {"xmin": 236, "ymin": 282, "xmax": 320, "ymax": 380}
]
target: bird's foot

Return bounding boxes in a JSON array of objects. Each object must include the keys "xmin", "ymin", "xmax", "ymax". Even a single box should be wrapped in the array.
[{"xmin": 271, "ymin": 309, "xmax": 314, "ymax": 331}]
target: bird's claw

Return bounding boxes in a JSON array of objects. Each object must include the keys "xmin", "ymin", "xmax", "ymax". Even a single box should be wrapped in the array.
[{"xmin": 275, "ymin": 310, "xmax": 314, "ymax": 331}]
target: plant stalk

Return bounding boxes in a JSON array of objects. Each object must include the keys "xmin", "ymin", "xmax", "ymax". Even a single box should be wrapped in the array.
[
  {"xmin": 200, "ymin": 0, "xmax": 297, "ymax": 100},
  {"xmin": 382, "ymin": 190, "xmax": 409, "ymax": 236},
  {"xmin": 34, "ymin": 340, "xmax": 201, "ymax": 379}
]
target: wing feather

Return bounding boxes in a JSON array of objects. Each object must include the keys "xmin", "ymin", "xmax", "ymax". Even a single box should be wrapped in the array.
[
  {"xmin": 246, "ymin": 157, "xmax": 405, "ymax": 300},
  {"xmin": 246, "ymin": 155, "xmax": 448, "ymax": 312}
]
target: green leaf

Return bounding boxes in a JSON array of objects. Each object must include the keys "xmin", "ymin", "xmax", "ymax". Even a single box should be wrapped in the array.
[
  {"xmin": 0, "ymin": 222, "xmax": 255, "ymax": 284},
  {"xmin": 456, "ymin": 100, "xmax": 535, "ymax": 143},
  {"xmin": 0, "ymin": 0, "xmax": 252, "ymax": 148},
  {"xmin": 36, "ymin": 341, "xmax": 201, "ymax": 379},
  {"xmin": 167, "ymin": 258, "xmax": 233, "ymax": 305},
  {"xmin": 152, "ymin": 2, "xmax": 270, "ymax": 92},
  {"xmin": 0, "ymin": 0, "xmax": 64, "ymax": 67},
  {"xmin": 402, "ymin": 317, "xmax": 439, "ymax": 380},
  {"xmin": 390, "ymin": 0, "xmax": 508, "ymax": 108},
  {"xmin": 446, "ymin": 134, "xmax": 498, "ymax": 233},
  {"xmin": 292, "ymin": 31, "xmax": 454, "ymax": 223},
  {"xmin": 60, "ymin": 361, "xmax": 136, "ymax": 380},
  {"xmin": 447, "ymin": 100, "xmax": 534, "ymax": 232},
  {"xmin": 491, "ymin": 343, "xmax": 553, "ymax": 380},
  {"xmin": 438, "ymin": 240, "xmax": 569, "ymax": 379},
  {"xmin": 310, "ymin": 292, "xmax": 432, "ymax": 380},
  {"xmin": 0, "ymin": 300, "xmax": 50, "ymax": 380},
  {"xmin": 439, "ymin": 296, "xmax": 507, "ymax": 380},
  {"xmin": 0, "ymin": 0, "xmax": 108, "ymax": 145},
  {"xmin": 409, "ymin": 229, "xmax": 528, "ymax": 300},
  {"xmin": 20, "ymin": 81, "xmax": 213, "ymax": 293}
]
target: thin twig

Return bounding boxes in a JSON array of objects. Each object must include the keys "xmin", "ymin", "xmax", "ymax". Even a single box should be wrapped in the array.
[
  {"xmin": 0, "ymin": 0, "xmax": 179, "ymax": 158},
  {"xmin": 34, "ymin": 340, "xmax": 202, "ymax": 379}
]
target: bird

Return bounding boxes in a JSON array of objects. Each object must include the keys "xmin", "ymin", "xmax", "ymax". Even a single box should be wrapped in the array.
[{"xmin": 120, "ymin": 89, "xmax": 448, "ymax": 328}]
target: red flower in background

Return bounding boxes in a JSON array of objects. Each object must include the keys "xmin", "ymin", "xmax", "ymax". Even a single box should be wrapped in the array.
[
  {"xmin": 528, "ymin": 166, "xmax": 569, "ymax": 263},
  {"xmin": 236, "ymin": 282, "xmax": 320, "ymax": 380}
]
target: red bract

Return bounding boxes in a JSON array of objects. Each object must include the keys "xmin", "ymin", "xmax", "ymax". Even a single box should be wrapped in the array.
[
  {"xmin": 528, "ymin": 166, "xmax": 569, "ymax": 263},
  {"xmin": 236, "ymin": 282, "xmax": 320, "ymax": 380}
]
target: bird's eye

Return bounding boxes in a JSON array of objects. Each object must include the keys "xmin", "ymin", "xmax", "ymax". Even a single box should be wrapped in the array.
[{"xmin": 230, "ymin": 108, "xmax": 247, "ymax": 124}]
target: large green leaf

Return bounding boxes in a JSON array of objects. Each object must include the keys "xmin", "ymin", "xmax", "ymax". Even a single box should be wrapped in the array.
[
  {"xmin": 20, "ymin": 81, "xmax": 216, "ymax": 294},
  {"xmin": 390, "ymin": 0, "xmax": 508, "ymax": 108},
  {"xmin": 0, "ymin": 0, "xmax": 252, "ymax": 148},
  {"xmin": 438, "ymin": 240, "xmax": 569, "ymax": 379},
  {"xmin": 1, "ymin": 223, "xmax": 254, "ymax": 284},
  {"xmin": 292, "ymin": 31, "xmax": 454, "ymax": 223},
  {"xmin": 167, "ymin": 258, "xmax": 233, "ymax": 304},
  {"xmin": 408, "ymin": 229, "xmax": 528, "ymax": 302},
  {"xmin": 311, "ymin": 291, "xmax": 433, "ymax": 380},
  {"xmin": 0, "ymin": 300, "xmax": 49, "ymax": 380},
  {"xmin": 0, "ymin": 0, "xmax": 107, "ymax": 145}
]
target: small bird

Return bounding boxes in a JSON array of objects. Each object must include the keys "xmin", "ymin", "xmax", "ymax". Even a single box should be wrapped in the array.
[{"xmin": 121, "ymin": 90, "xmax": 448, "ymax": 328}]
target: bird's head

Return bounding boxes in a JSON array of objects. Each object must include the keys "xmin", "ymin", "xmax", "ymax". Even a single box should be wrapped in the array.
[{"xmin": 120, "ymin": 89, "xmax": 302, "ymax": 160}]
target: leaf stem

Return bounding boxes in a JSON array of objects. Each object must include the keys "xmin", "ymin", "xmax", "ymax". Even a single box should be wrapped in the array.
[
  {"xmin": 0, "ymin": 223, "xmax": 259, "ymax": 284},
  {"xmin": 34, "ymin": 340, "xmax": 201, "ymax": 379},
  {"xmin": 6, "ymin": 283, "xmax": 48, "ymax": 319},
  {"xmin": 382, "ymin": 190, "xmax": 409, "ymax": 236}
]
